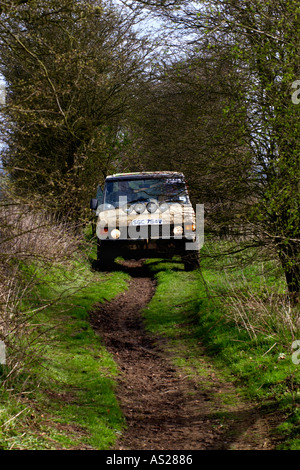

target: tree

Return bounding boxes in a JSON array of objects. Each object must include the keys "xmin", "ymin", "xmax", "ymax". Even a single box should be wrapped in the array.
[
  {"xmin": 0, "ymin": 0, "xmax": 148, "ymax": 220},
  {"xmin": 126, "ymin": 52, "xmax": 251, "ymax": 223},
  {"xmin": 129, "ymin": 0, "xmax": 300, "ymax": 297}
]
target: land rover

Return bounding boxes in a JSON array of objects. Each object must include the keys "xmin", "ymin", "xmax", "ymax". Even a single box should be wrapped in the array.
[{"xmin": 90, "ymin": 172, "xmax": 200, "ymax": 271}]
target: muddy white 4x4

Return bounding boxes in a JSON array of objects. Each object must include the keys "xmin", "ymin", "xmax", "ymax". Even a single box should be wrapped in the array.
[{"xmin": 90, "ymin": 171, "xmax": 200, "ymax": 271}]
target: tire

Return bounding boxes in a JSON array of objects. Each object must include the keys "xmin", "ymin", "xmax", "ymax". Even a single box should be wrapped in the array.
[
  {"xmin": 183, "ymin": 251, "xmax": 200, "ymax": 272},
  {"xmin": 97, "ymin": 239, "xmax": 116, "ymax": 271}
]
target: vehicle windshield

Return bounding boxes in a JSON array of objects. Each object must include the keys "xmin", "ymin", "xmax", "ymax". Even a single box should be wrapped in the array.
[{"xmin": 103, "ymin": 177, "xmax": 188, "ymax": 208}]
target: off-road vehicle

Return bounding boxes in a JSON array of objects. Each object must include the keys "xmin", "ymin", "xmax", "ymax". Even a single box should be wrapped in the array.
[{"xmin": 90, "ymin": 171, "xmax": 200, "ymax": 271}]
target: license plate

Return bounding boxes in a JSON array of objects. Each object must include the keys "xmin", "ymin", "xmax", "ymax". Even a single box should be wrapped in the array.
[{"xmin": 130, "ymin": 219, "xmax": 163, "ymax": 226}]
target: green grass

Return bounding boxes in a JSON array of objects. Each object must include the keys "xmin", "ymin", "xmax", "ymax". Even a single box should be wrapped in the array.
[
  {"xmin": 0, "ymin": 248, "xmax": 130, "ymax": 450},
  {"xmin": 1, "ymin": 236, "xmax": 299, "ymax": 449},
  {"xmin": 143, "ymin": 249, "xmax": 300, "ymax": 449}
]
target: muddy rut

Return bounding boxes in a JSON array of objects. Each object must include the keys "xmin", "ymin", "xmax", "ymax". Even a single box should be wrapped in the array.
[{"xmin": 90, "ymin": 261, "xmax": 281, "ymax": 451}]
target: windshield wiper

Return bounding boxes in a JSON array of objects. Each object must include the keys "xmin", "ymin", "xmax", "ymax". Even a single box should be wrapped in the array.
[{"xmin": 115, "ymin": 197, "xmax": 149, "ymax": 209}]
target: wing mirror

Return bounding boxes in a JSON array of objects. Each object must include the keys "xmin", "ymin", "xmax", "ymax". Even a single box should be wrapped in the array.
[{"xmin": 90, "ymin": 198, "xmax": 98, "ymax": 210}]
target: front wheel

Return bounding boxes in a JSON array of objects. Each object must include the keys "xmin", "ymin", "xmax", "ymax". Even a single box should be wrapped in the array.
[
  {"xmin": 183, "ymin": 251, "xmax": 200, "ymax": 272},
  {"xmin": 97, "ymin": 239, "xmax": 116, "ymax": 271}
]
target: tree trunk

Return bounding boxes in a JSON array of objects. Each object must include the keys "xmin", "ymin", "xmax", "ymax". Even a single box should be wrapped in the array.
[{"xmin": 278, "ymin": 242, "xmax": 300, "ymax": 303}]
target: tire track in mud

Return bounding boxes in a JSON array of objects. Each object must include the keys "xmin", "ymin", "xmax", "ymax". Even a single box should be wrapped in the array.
[{"xmin": 90, "ymin": 261, "xmax": 280, "ymax": 451}]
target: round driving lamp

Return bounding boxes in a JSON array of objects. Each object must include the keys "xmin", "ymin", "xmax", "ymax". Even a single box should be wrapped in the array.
[
  {"xmin": 159, "ymin": 202, "xmax": 169, "ymax": 212},
  {"xmin": 134, "ymin": 202, "xmax": 145, "ymax": 214},
  {"xmin": 111, "ymin": 229, "xmax": 121, "ymax": 239},
  {"xmin": 146, "ymin": 201, "xmax": 158, "ymax": 213},
  {"xmin": 173, "ymin": 226, "xmax": 183, "ymax": 236},
  {"xmin": 122, "ymin": 204, "xmax": 133, "ymax": 215}
]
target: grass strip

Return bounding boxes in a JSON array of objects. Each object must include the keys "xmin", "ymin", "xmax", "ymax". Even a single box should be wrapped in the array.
[
  {"xmin": 0, "ymin": 251, "xmax": 130, "ymax": 450},
  {"xmin": 143, "ymin": 254, "xmax": 300, "ymax": 449}
]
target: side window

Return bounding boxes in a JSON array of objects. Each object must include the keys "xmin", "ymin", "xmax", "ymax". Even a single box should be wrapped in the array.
[{"xmin": 96, "ymin": 185, "xmax": 103, "ymax": 204}]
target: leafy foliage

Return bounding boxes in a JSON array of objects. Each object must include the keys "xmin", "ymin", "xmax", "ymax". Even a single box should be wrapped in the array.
[
  {"xmin": 0, "ymin": 0, "xmax": 148, "ymax": 219},
  {"xmin": 129, "ymin": 0, "xmax": 300, "ymax": 294}
]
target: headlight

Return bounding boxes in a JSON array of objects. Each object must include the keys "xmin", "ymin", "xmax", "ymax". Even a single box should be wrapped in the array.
[
  {"xmin": 159, "ymin": 202, "xmax": 169, "ymax": 212},
  {"xmin": 134, "ymin": 202, "xmax": 145, "ymax": 214},
  {"xmin": 173, "ymin": 226, "xmax": 183, "ymax": 236},
  {"xmin": 111, "ymin": 229, "xmax": 121, "ymax": 239},
  {"xmin": 121, "ymin": 203, "xmax": 133, "ymax": 214},
  {"xmin": 147, "ymin": 201, "xmax": 158, "ymax": 213}
]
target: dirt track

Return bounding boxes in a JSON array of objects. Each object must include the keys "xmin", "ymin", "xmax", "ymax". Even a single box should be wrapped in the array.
[{"xmin": 90, "ymin": 261, "xmax": 281, "ymax": 451}]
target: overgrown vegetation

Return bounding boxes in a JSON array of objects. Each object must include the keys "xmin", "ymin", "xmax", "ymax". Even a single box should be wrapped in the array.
[
  {"xmin": 0, "ymin": 0, "xmax": 151, "ymax": 218},
  {"xmin": 128, "ymin": 0, "xmax": 300, "ymax": 297},
  {"xmin": 143, "ymin": 249, "xmax": 300, "ymax": 449},
  {"xmin": 0, "ymin": 0, "xmax": 299, "ymax": 451},
  {"xmin": 0, "ymin": 204, "xmax": 130, "ymax": 449}
]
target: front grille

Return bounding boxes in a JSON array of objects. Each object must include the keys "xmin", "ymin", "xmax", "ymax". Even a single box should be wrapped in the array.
[{"xmin": 117, "ymin": 224, "xmax": 176, "ymax": 240}]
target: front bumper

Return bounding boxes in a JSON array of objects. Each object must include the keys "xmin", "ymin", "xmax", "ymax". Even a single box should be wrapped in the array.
[{"xmin": 98, "ymin": 237, "xmax": 191, "ymax": 259}]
